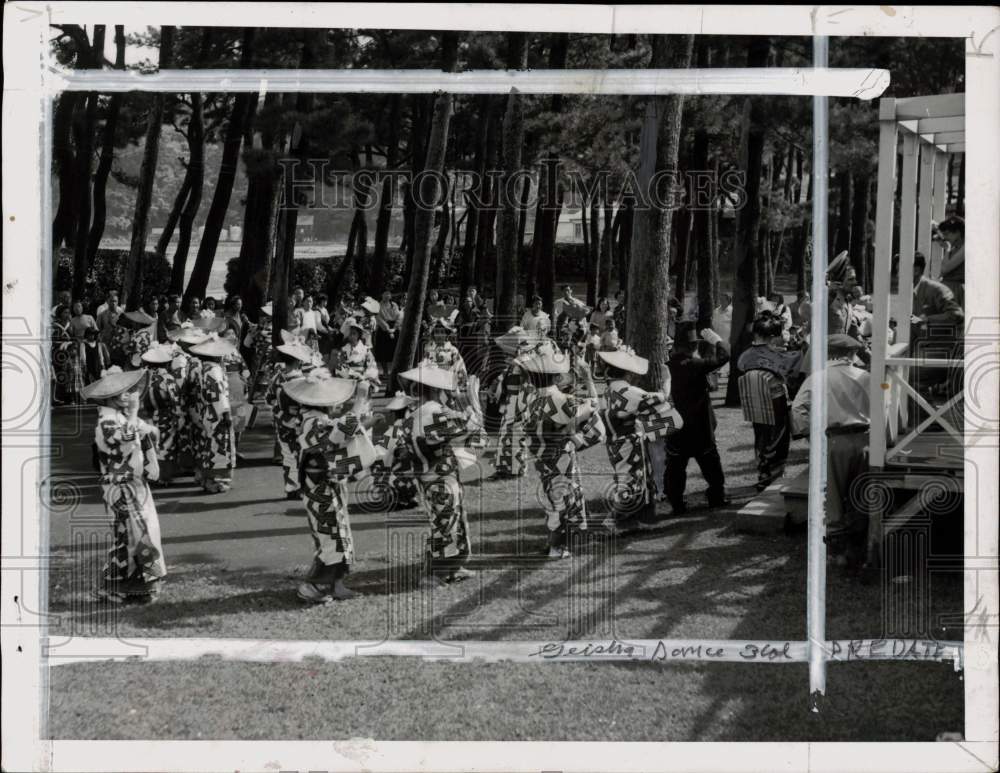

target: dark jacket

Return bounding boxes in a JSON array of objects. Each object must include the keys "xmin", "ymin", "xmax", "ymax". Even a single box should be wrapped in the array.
[{"xmin": 667, "ymin": 342, "xmax": 730, "ymax": 445}]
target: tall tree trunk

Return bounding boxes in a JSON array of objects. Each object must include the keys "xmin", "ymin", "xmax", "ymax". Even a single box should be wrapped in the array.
[
  {"xmin": 956, "ymin": 154, "xmax": 965, "ymax": 216},
  {"xmin": 370, "ymin": 93, "xmax": 401, "ymax": 296},
  {"xmin": 532, "ymin": 33, "xmax": 570, "ymax": 314},
  {"xmin": 272, "ymin": 34, "xmax": 318, "ymax": 346},
  {"xmin": 495, "ymin": 32, "xmax": 529, "ymax": 323},
  {"xmin": 599, "ymin": 192, "xmax": 613, "ymax": 300},
  {"xmin": 616, "ymin": 194, "xmax": 634, "ymax": 292},
  {"xmin": 849, "ymin": 171, "xmax": 871, "ymax": 291},
  {"xmin": 627, "ymin": 34, "xmax": 695, "ymax": 379},
  {"xmin": 460, "ymin": 94, "xmax": 492, "ymax": 300},
  {"xmin": 710, "ymin": 156, "xmax": 721, "ymax": 303},
  {"xmin": 122, "ymin": 26, "xmax": 175, "ymax": 310},
  {"xmin": 156, "ymin": 173, "xmax": 192, "ymax": 261},
  {"xmin": 390, "ymin": 32, "xmax": 459, "ymax": 390},
  {"xmin": 52, "ymin": 92, "xmax": 81, "ymax": 251},
  {"xmin": 833, "ymin": 169, "xmax": 852, "ymax": 254},
  {"xmin": 184, "ymin": 28, "xmax": 257, "ymax": 304},
  {"xmin": 401, "ymin": 94, "xmax": 432, "ymax": 288},
  {"xmin": 692, "ymin": 123, "xmax": 714, "ymax": 328},
  {"xmin": 86, "ymin": 25, "xmax": 126, "ymax": 271},
  {"xmin": 474, "ymin": 107, "xmax": 500, "ymax": 294},
  {"xmin": 430, "ymin": 193, "xmax": 450, "ymax": 289},
  {"xmin": 586, "ymin": 190, "xmax": 601, "ymax": 305},
  {"xmin": 724, "ymin": 36, "xmax": 769, "ymax": 406},
  {"xmin": 71, "ymin": 25, "xmax": 105, "ymax": 301},
  {"xmin": 171, "ymin": 92, "xmax": 206, "ymax": 294},
  {"xmin": 518, "ymin": 175, "xmax": 533, "ymax": 297}
]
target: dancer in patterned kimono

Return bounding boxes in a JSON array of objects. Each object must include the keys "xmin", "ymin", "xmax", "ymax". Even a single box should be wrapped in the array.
[
  {"xmin": 423, "ymin": 318, "xmax": 468, "ymax": 386},
  {"xmin": 265, "ymin": 332, "xmax": 315, "ymax": 499},
  {"xmin": 246, "ymin": 302, "xmax": 275, "ymax": 400},
  {"xmin": 189, "ymin": 335, "xmax": 238, "ymax": 493},
  {"xmin": 141, "ymin": 342, "xmax": 184, "ymax": 485},
  {"xmin": 370, "ymin": 390, "xmax": 420, "ymax": 510},
  {"xmin": 171, "ymin": 326, "xmax": 210, "ymax": 481},
  {"xmin": 83, "ymin": 367, "xmax": 167, "ymax": 604},
  {"xmin": 598, "ymin": 347, "xmax": 683, "ymax": 530},
  {"xmin": 397, "ymin": 363, "xmax": 478, "ymax": 584},
  {"xmin": 286, "ymin": 371, "xmax": 374, "ymax": 603},
  {"xmin": 109, "ymin": 310, "xmax": 157, "ymax": 370},
  {"xmin": 522, "ymin": 346, "xmax": 606, "ymax": 557},
  {"xmin": 492, "ymin": 326, "xmax": 535, "ymax": 479}
]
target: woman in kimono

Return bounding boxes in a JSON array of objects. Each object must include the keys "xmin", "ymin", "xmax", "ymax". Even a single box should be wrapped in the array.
[
  {"xmin": 370, "ymin": 390, "xmax": 420, "ymax": 510},
  {"xmin": 397, "ymin": 364, "xmax": 478, "ymax": 585},
  {"xmin": 83, "ymin": 367, "xmax": 167, "ymax": 604},
  {"xmin": 247, "ymin": 302, "xmax": 274, "ymax": 400},
  {"xmin": 171, "ymin": 327, "xmax": 209, "ymax": 482},
  {"xmin": 598, "ymin": 347, "xmax": 682, "ymax": 530},
  {"xmin": 286, "ymin": 371, "xmax": 373, "ymax": 603},
  {"xmin": 522, "ymin": 346, "xmax": 606, "ymax": 558},
  {"xmin": 333, "ymin": 318, "xmax": 380, "ymax": 417},
  {"xmin": 188, "ymin": 335, "xmax": 238, "ymax": 494},
  {"xmin": 265, "ymin": 332, "xmax": 315, "ymax": 499},
  {"xmin": 141, "ymin": 342, "xmax": 184, "ymax": 486},
  {"xmin": 52, "ymin": 304, "xmax": 83, "ymax": 404},
  {"xmin": 423, "ymin": 318, "xmax": 468, "ymax": 387},
  {"xmin": 492, "ymin": 326, "xmax": 534, "ymax": 479}
]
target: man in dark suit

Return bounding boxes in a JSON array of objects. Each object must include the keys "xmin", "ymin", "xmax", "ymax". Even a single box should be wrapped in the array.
[{"xmin": 664, "ymin": 323, "xmax": 730, "ymax": 514}]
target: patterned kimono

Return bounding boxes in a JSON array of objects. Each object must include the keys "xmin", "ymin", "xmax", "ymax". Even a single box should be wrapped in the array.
[
  {"xmin": 335, "ymin": 341, "xmax": 379, "ymax": 417},
  {"xmin": 250, "ymin": 316, "xmax": 274, "ymax": 398},
  {"xmin": 524, "ymin": 385, "xmax": 607, "ymax": 548},
  {"xmin": 196, "ymin": 359, "xmax": 236, "ymax": 491},
  {"xmin": 370, "ymin": 406, "xmax": 420, "ymax": 509},
  {"xmin": 144, "ymin": 365, "xmax": 184, "ymax": 476},
  {"xmin": 182, "ymin": 355, "xmax": 205, "ymax": 480},
  {"xmin": 298, "ymin": 408, "xmax": 370, "ymax": 583},
  {"xmin": 94, "ymin": 406, "xmax": 167, "ymax": 595},
  {"xmin": 424, "ymin": 341, "xmax": 468, "ymax": 386},
  {"xmin": 397, "ymin": 400, "xmax": 473, "ymax": 564},
  {"xmin": 495, "ymin": 359, "xmax": 532, "ymax": 477},
  {"xmin": 108, "ymin": 324, "xmax": 132, "ymax": 369},
  {"xmin": 265, "ymin": 365, "xmax": 305, "ymax": 494},
  {"xmin": 601, "ymin": 379, "xmax": 681, "ymax": 522},
  {"xmin": 125, "ymin": 328, "xmax": 154, "ymax": 369}
]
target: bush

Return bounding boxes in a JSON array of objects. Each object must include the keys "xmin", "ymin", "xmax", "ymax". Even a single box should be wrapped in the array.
[
  {"xmin": 223, "ymin": 255, "xmax": 340, "ymax": 300},
  {"xmin": 54, "ymin": 247, "xmax": 172, "ymax": 307}
]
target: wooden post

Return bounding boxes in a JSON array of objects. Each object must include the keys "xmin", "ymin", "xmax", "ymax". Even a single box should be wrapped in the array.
[
  {"xmin": 916, "ymin": 139, "xmax": 935, "ymax": 267},
  {"xmin": 897, "ymin": 132, "xmax": 919, "ymax": 345},
  {"xmin": 868, "ymin": 98, "xmax": 897, "ymax": 471},
  {"xmin": 931, "ymin": 150, "xmax": 948, "ymax": 277}
]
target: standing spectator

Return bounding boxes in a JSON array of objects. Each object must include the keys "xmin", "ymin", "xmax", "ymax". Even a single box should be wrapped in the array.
[
  {"xmin": 588, "ymin": 296, "xmax": 612, "ymax": 333},
  {"xmin": 663, "ymin": 324, "xmax": 730, "ymax": 514},
  {"xmin": 79, "ymin": 327, "xmax": 111, "ymax": 385},
  {"xmin": 374, "ymin": 290, "xmax": 402, "ymax": 376},
  {"xmin": 519, "ymin": 295, "xmax": 551, "ymax": 339},
  {"xmin": 178, "ymin": 296, "xmax": 202, "ymax": 325},
  {"xmin": 203, "ymin": 297, "xmax": 219, "ymax": 317},
  {"xmin": 52, "ymin": 304, "xmax": 82, "ymax": 404},
  {"xmin": 96, "ymin": 292, "xmax": 121, "ymax": 342},
  {"xmin": 292, "ymin": 286, "xmax": 305, "ymax": 308},
  {"xmin": 69, "ymin": 300, "xmax": 98, "ymax": 341},
  {"xmin": 554, "ymin": 285, "xmax": 586, "ymax": 322}
]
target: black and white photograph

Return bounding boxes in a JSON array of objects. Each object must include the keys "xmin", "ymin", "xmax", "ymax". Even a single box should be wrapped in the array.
[{"xmin": 2, "ymin": 4, "xmax": 998, "ymax": 771}]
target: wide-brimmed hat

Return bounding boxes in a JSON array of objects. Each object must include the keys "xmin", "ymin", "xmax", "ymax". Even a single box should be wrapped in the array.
[
  {"xmin": 169, "ymin": 325, "xmax": 210, "ymax": 346},
  {"xmin": 192, "ymin": 317, "xmax": 226, "ymax": 333},
  {"xmin": 259, "ymin": 302, "xmax": 273, "ymax": 317},
  {"xmin": 398, "ymin": 363, "xmax": 457, "ymax": 392},
  {"xmin": 80, "ymin": 367, "xmax": 147, "ymax": 403},
  {"xmin": 361, "ymin": 296, "xmax": 381, "ymax": 314},
  {"xmin": 598, "ymin": 347, "xmax": 649, "ymax": 375},
  {"xmin": 120, "ymin": 310, "xmax": 157, "ymax": 328},
  {"xmin": 519, "ymin": 345, "xmax": 571, "ymax": 375},
  {"xmin": 189, "ymin": 334, "xmax": 237, "ymax": 359},
  {"xmin": 276, "ymin": 330, "xmax": 313, "ymax": 363},
  {"xmin": 284, "ymin": 370, "xmax": 357, "ymax": 407},
  {"xmin": 384, "ymin": 390, "xmax": 416, "ymax": 411},
  {"xmin": 140, "ymin": 343, "xmax": 174, "ymax": 365},
  {"xmin": 496, "ymin": 326, "xmax": 530, "ymax": 355}
]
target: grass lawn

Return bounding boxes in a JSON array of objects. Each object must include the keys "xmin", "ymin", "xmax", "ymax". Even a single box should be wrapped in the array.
[{"xmin": 44, "ymin": 375, "xmax": 965, "ymax": 741}]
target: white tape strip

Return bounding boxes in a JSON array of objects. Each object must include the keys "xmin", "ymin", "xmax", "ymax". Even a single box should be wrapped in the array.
[
  {"xmin": 48, "ymin": 67, "xmax": 891, "ymax": 100},
  {"xmin": 45, "ymin": 636, "xmax": 962, "ymax": 666}
]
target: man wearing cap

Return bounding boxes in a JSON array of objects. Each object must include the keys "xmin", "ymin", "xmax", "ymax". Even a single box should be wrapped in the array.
[
  {"xmin": 522, "ymin": 349, "xmax": 606, "ymax": 557},
  {"xmin": 82, "ymin": 367, "xmax": 167, "ymax": 604},
  {"xmin": 142, "ymin": 343, "xmax": 184, "ymax": 485},
  {"xmin": 790, "ymin": 334, "xmax": 871, "ymax": 544},
  {"xmin": 266, "ymin": 332, "xmax": 316, "ymax": 499},
  {"xmin": 189, "ymin": 335, "xmax": 238, "ymax": 493},
  {"xmin": 291, "ymin": 371, "xmax": 376, "ymax": 602},
  {"xmin": 663, "ymin": 324, "xmax": 730, "ymax": 514},
  {"xmin": 599, "ymin": 347, "xmax": 682, "ymax": 530}
]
